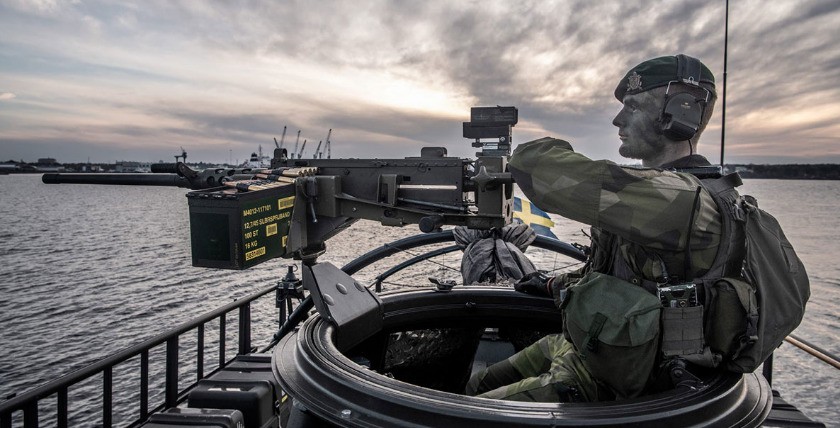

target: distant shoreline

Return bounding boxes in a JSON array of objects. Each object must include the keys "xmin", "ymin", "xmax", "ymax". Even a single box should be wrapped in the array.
[
  {"xmin": 728, "ymin": 164, "xmax": 840, "ymax": 180},
  {"xmin": 4, "ymin": 163, "xmax": 840, "ymax": 180}
]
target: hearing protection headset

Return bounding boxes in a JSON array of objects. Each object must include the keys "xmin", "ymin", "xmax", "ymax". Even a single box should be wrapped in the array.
[{"xmin": 660, "ymin": 54, "xmax": 711, "ymax": 142}]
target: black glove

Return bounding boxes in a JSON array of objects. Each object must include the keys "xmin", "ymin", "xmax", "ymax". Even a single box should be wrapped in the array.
[{"xmin": 514, "ymin": 272, "xmax": 552, "ymax": 297}]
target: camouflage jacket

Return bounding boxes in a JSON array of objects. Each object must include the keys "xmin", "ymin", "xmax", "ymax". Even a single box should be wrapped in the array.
[{"xmin": 508, "ymin": 137, "xmax": 722, "ymax": 298}]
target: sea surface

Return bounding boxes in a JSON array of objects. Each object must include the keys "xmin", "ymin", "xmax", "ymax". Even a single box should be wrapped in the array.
[{"xmin": 0, "ymin": 174, "xmax": 838, "ymax": 427}]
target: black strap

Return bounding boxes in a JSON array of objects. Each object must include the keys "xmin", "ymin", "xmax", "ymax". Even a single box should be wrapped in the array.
[
  {"xmin": 676, "ymin": 54, "xmax": 702, "ymax": 86},
  {"xmin": 696, "ymin": 174, "xmax": 742, "ymax": 280},
  {"xmin": 579, "ymin": 313, "xmax": 608, "ymax": 361},
  {"xmin": 683, "ymin": 187, "xmax": 703, "ymax": 281}
]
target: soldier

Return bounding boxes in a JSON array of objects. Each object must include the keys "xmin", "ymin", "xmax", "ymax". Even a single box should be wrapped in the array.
[{"xmin": 466, "ymin": 54, "xmax": 721, "ymax": 402}]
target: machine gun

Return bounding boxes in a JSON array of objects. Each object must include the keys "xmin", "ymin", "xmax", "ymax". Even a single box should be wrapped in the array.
[{"xmin": 42, "ymin": 106, "xmax": 519, "ymax": 270}]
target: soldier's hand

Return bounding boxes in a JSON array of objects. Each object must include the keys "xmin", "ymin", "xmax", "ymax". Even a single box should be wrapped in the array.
[{"xmin": 514, "ymin": 272, "xmax": 553, "ymax": 297}]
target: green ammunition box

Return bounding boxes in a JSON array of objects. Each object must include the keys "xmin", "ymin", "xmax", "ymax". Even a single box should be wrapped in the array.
[{"xmin": 186, "ymin": 185, "xmax": 296, "ymax": 270}]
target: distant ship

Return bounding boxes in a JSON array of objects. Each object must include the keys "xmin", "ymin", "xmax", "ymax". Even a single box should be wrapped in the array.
[{"xmin": 241, "ymin": 145, "xmax": 271, "ymax": 168}]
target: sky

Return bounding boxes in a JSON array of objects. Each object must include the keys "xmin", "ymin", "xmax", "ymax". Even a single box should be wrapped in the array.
[{"xmin": 1, "ymin": 0, "xmax": 839, "ymax": 165}]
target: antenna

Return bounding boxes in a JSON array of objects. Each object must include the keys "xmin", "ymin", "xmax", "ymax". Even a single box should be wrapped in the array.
[{"xmin": 720, "ymin": 0, "xmax": 729, "ymax": 166}]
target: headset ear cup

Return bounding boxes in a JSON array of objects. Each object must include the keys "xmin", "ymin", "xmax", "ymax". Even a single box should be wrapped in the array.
[{"xmin": 661, "ymin": 93, "xmax": 704, "ymax": 141}]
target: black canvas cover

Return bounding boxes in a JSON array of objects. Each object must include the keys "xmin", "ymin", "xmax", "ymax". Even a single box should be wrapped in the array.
[{"xmin": 454, "ymin": 223, "xmax": 537, "ymax": 284}]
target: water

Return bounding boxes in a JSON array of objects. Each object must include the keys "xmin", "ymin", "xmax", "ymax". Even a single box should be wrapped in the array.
[{"xmin": 0, "ymin": 175, "xmax": 837, "ymax": 426}]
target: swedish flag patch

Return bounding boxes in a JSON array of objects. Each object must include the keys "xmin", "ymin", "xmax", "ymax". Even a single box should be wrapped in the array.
[{"xmin": 513, "ymin": 197, "xmax": 557, "ymax": 239}]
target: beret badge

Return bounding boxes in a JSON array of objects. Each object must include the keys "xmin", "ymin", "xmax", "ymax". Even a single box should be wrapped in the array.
[{"xmin": 627, "ymin": 71, "xmax": 643, "ymax": 92}]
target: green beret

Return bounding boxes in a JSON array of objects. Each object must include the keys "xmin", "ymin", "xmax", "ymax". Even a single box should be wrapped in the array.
[{"xmin": 614, "ymin": 55, "xmax": 715, "ymax": 101}]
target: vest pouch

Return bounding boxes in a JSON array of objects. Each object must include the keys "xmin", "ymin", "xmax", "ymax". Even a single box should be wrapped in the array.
[
  {"xmin": 661, "ymin": 305, "xmax": 704, "ymax": 357},
  {"xmin": 701, "ymin": 278, "xmax": 757, "ymax": 365},
  {"xmin": 561, "ymin": 272, "xmax": 662, "ymax": 399}
]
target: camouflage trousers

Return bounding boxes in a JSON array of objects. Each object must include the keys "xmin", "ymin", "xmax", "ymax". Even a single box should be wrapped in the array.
[{"xmin": 465, "ymin": 334, "xmax": 611, "ymax": 402}]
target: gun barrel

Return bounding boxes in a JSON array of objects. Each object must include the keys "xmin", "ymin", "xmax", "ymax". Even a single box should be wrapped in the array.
[{"xmin": 42, "ymin": 173, "xmax": 189, "ymax": 187}]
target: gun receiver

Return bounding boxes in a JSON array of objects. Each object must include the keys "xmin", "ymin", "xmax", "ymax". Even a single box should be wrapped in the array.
[
  {"xmin": 42, "ymin": 106, "xmax": 518, "ymax": 270},
  {"xmin": 269, "ymin": 148, "xmax": 512, "ymax": 261}
]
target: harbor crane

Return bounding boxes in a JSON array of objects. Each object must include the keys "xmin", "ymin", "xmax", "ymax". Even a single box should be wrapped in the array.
[
  {"xmin": 314, "ymin": 140, "xmax": 323, "ymax": 159},
  {"xmin": 275, "ymin": 126, "xmax": 287, "ymax": 149},
  {"xmin": 175, "ymin": 147, "xmax": 187, "ymax": 163},
  {"xmin": 293, "ymin": 130, "xmax": 301, "ymax": 159},
  {"xmin": 297, "ymin": 139, "xmax": 307, "ymax": 159},
  {"xmin": 324, "ymin": 129, "xmax": 332, "ymax": 159}
]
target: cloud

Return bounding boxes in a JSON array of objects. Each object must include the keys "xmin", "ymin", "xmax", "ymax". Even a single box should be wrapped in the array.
[
  {"xmin": 2, "ymin": 0, "xmax": 63, "ymax": 15},
  {"xmin": 0, "ymin": 93, "xmax": 16, "ymax": 100},
  {"xmin": 0, "ymin": 0, "xmax": 838, "ymax": 164}
]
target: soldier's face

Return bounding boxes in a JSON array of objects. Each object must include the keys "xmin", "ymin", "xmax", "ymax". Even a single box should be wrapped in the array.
[{"xmin": 612, "ymin": 90, "xmax": 668, "ymax": 161}]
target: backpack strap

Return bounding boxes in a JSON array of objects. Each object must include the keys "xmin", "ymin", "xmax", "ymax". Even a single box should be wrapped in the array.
[
  {"xmin": 697, "ymin": 172, "xmax": 746, "ymax": 280},
  {"xmin": 578, "ymin": 312, "xmax": 608, "ymax": 361}
]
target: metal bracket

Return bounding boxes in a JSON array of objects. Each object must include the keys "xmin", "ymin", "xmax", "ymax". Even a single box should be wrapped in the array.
[{"xmin": 302, "ymin": 262, "xmax": 383, "ymax": 350}]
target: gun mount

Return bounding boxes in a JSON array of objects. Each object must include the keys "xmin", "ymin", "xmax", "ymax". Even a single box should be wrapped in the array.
[{"xmin": 42, "ymin": 106, "xmax": 518, "ymax": 270}]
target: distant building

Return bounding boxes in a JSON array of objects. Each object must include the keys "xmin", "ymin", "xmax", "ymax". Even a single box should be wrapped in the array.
[
  {"xmin": 34, "ymin": 158, "xmax": 64, "ymax": 172},
  {"xmin": 114, "ymin": 161, "xmax": 152, "ymax": 173},
  {"xmin": 81, "ymin": 164, "xmax": 103, "ymax": 172}
]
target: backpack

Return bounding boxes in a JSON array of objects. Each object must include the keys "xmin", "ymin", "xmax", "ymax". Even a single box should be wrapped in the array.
[{"xmin": 676, "ymin": 173, "xmax": 811, "ymax": 372}]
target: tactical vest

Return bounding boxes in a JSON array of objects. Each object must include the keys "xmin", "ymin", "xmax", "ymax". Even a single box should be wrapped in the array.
[
  {"xmin": 559, "ymin": 173, "xmax": 730, "ymax": 398},
  {"xmin": 578, "ymin": 172, "xmax": 808, "ymax": 373}
]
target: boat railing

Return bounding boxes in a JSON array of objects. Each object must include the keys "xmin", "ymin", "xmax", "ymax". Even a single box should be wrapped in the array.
[{"xmin": 0, "ymin": 284, "xmax": 276, "ymax": 428}]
